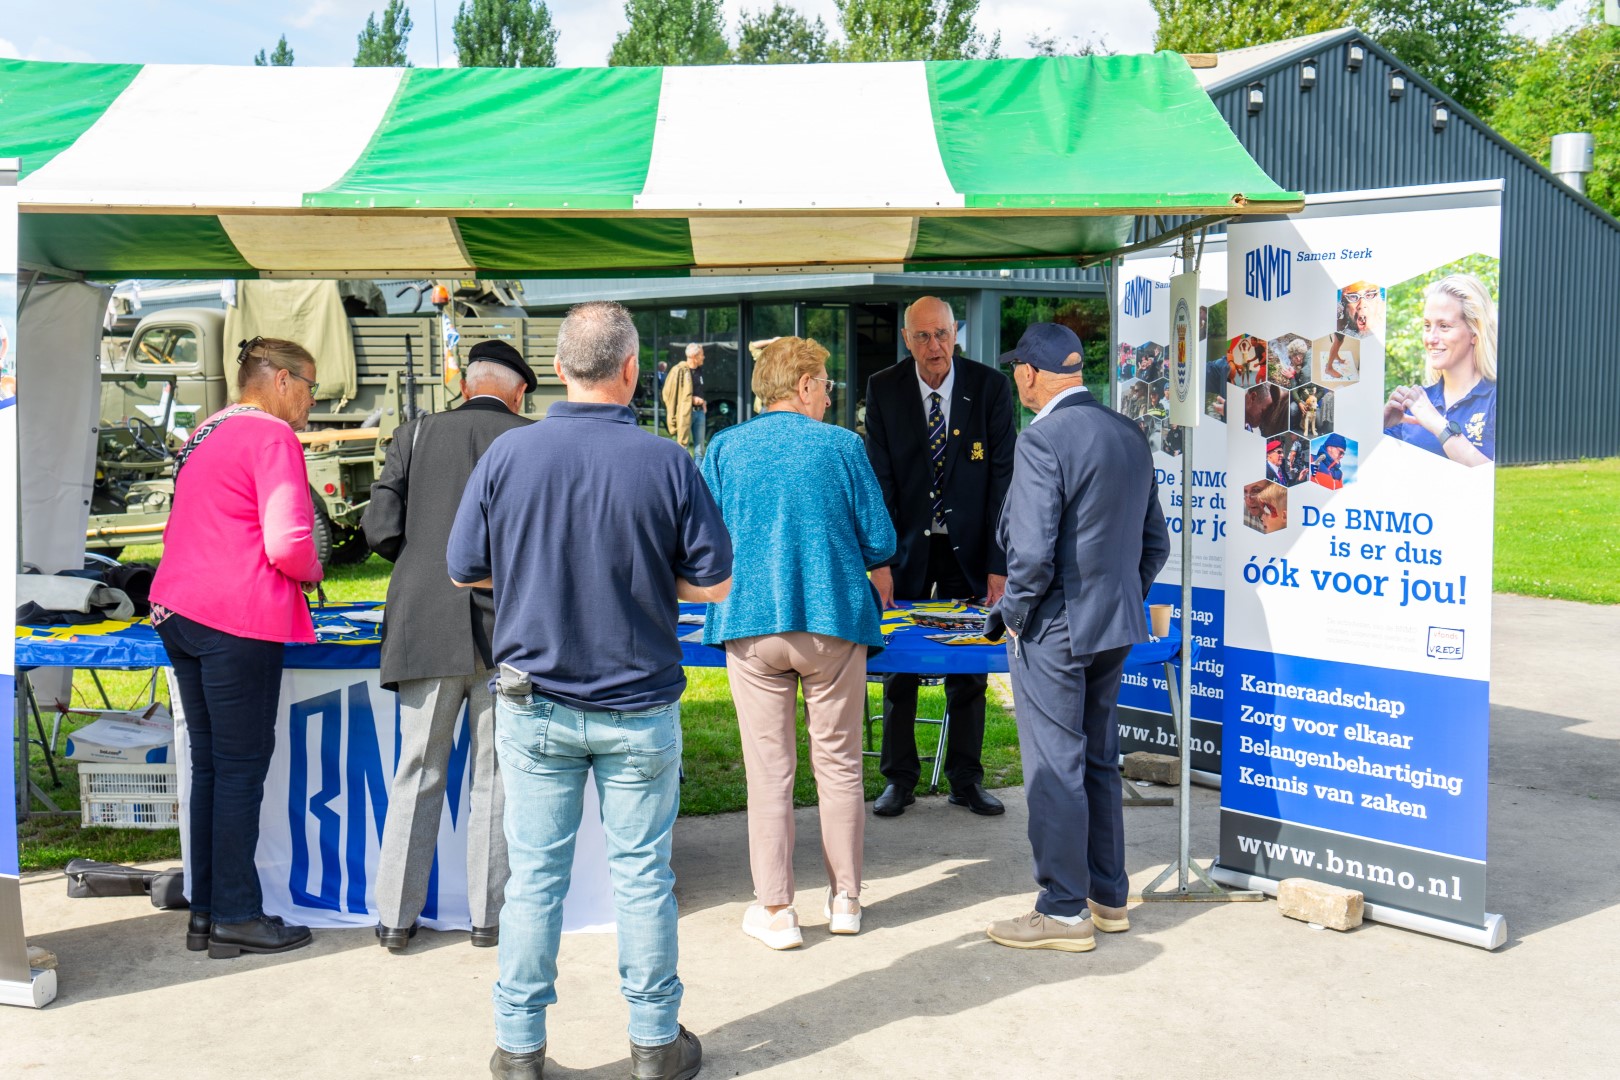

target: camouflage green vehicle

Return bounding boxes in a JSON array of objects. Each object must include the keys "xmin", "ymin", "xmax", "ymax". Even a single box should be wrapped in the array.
[{"xmin": 91, "ymin": 291, "xmax": 563, "ymax": 564}]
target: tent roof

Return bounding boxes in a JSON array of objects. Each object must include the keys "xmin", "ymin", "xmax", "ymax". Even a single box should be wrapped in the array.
[{"xmin": 2, "ymin": 54, "xmax": 1300, "ymax": 279}]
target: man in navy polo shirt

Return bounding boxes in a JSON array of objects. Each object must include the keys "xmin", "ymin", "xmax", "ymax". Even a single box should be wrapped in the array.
[{"xmin": 448, "ymin": 300, "xmax": 733, "ymax": 1080}]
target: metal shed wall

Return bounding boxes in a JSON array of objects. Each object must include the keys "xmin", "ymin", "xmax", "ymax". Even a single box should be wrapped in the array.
[{"xmin": 1208, "ymin": 33, "xmax": 1620, "ymax": 464}]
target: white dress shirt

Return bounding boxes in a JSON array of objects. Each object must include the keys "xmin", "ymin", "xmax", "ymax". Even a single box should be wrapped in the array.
[{"xmin": 1031, "ymin": 384, "xmax": 1087, "ymax": 425}]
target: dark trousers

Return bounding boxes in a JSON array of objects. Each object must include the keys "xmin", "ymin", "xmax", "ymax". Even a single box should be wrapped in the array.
[
  {"xmin": 1008, "ymin": 619, "xmax": 1131, "ymax": 916},
  {"xmin": 157, "ymin": 613, "xmax": 285, "ymax": 924},
  {"xmin": 881, "ymin": 534, "xmax": 986, "ymax": 792}
]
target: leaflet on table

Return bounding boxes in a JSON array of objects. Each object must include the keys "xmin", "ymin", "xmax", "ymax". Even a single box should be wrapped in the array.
[
  {"xmin": 1218, "ymin": 186, "xmax": 1501, "ymax": 933},
  {"xmin": 1114, "ymin": 248, "xmax": 1229, "ymax": 774}
]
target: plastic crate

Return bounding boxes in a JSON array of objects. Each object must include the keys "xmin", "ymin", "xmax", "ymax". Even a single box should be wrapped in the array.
[{"xmin": 77, "ymin": 763, "xmax": 181, "ymax": 830}]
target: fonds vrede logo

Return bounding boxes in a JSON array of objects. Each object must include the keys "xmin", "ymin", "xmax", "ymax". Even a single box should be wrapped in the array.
[{"xmin": 1245, "ymin": 245, "xmax": 1293, "ymax": 301}]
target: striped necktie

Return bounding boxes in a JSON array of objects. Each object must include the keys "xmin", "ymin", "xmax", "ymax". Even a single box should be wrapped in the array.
[{"xmin": 927, "ymin": 391, "xmax": 945, "ymax": 527}]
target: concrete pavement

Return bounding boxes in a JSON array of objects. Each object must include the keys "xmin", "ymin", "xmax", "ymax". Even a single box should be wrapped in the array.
[{"xmin": 4, "ymin": 592, "xmax": 1616, "ymax": 1078}]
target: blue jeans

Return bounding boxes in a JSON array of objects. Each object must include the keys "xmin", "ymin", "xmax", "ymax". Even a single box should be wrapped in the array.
[
  {"xmin": 690, "ymin": 407, "xmax": 706, "ymax": 460},
  {"xmin": 156, "ymin": 612, "xmax": 285, "ymax": 923},
  {"xmin": 492, "ymin": 692, "xmax": 684, "ymax": 1052}
]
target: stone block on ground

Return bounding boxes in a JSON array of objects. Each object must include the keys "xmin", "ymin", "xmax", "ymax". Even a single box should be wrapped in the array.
[
  {"xmin": 1277, "ymin": 877, "xmax": 1364, "ymax": 931},
  {"xmin": 1123, "ymin": 751, "xmax": 1180, "ymax": 786}
]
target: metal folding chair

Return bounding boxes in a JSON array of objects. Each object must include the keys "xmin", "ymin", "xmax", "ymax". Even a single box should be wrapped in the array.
[{"xmin": 864, "ymin": 674, "xmax": 952, "ymax": 794}]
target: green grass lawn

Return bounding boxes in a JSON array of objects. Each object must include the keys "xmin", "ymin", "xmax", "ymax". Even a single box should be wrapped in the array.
[
  {"xmin": 19, "ymin": 459, "xmax": 1614, "ymax": 870},
  {"xmin": 1494, "ymin": 459, "xmax": 1620, "ymax": 605}
]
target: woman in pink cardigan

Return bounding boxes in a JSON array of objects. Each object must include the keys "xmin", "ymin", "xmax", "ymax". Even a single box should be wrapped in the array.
[{"xmin": 149, "ymin": 337, "xmax": 324, "ymax": 959}]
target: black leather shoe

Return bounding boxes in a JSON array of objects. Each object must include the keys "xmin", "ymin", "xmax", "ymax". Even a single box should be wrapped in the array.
[
  {"xmin": 630, "ymin": 1025, "xmax": 702, "ymax": 1080},
  {"xmin": 471, "ymin": 924, "xmax": 499, "ymax": 948},
  {"xmin": 489, "ymin": 1045, "xmax": 545, "ymax": 1080},
  {"xmin": 948, "ymin": 784, "xmax": 1006, "ymax": 816},
  {"xmin": 208, "ymin": 914, "xmax": 312, "ymax": 958},
  {"xmin": 185, "ymin": 912, "xmax": 211, "ymax": 952},
  {"xmin": 375, "ymin": 921, "xmax": 420, "ymax": 951},
  {"xmin": 873, "ymin": 783, "xmax": 916, "ymax": 817}
]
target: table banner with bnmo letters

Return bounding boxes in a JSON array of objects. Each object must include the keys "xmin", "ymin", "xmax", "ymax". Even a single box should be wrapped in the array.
[
  {"xmin": 170, "ymin": 668, "xmax": 615, "ymax": 934},
  {"xmin": 1114, "ymin": 251, "xmax": 1229, "ymax": 776},
  {"xmin": 1217, "ymin": 185, "xmax": 1502, "ymax": 934}
]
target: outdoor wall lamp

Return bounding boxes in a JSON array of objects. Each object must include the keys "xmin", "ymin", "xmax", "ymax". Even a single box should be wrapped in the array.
[
  {"xmin": 1347, "ymin": 43, "xmax": 1365, "ymax": 71},
  {"xmin": 1389, "ymin": 72, "xmax": 1407, "ymax": 101},
  {"xmin": 1247, "ymin": 83, "xmax": 1265, "ymax": 114},
  {"xmin": 1299, "ymin": 59, "xmax": 1318, "ymax": 90},
  {"xmin": 1433, "ymin": 103, "xmax": 1450, "ymax": 132}
]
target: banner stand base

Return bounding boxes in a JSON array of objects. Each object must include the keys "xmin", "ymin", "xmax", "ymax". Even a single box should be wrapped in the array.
[
  {"xmin": 1209, "ymin": 866, "xmax": 1507, "ymax": 950},
  {"xmin": 0, "ymin": 968, "xmax": 56, "ymax": 1008},
  {"xmin": 1123, "ymin": 783, "xmax": 1173, "ymax": 808},
  {"xmin": 1138, "ymin": 856, "xmax": 1265, "ymax": 903}
]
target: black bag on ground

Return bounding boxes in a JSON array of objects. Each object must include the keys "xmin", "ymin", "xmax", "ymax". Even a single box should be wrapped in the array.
[
  {"xmin": 64, "ymin": 858, "xmax": 155, "ymax": 898},
  {"xmin": 149, "ymin": 868, "xmax": 188, "ymax": 909}
]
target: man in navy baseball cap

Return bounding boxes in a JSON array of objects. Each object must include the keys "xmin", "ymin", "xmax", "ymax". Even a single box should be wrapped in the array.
[{"xmin": 999, "ymin": 322, "xmax": 1086, "ymax": 375}]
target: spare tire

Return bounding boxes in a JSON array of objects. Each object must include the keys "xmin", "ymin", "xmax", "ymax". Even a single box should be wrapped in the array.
[{"xmin": 311, "ymin": 490, "xmax": 336, "ymax": 568}]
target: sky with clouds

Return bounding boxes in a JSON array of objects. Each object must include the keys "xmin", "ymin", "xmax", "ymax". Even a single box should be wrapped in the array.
[{"xmin": 0, "ymin": 0, "xmax": 1588, "ymax": 69}]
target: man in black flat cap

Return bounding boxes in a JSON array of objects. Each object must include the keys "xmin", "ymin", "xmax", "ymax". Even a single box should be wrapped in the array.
[{"xmin": 362, "ymin": 339, "xmax": 537, "ymax": 951}]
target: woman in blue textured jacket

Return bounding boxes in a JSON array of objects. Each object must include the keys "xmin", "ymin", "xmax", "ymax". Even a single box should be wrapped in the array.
[{"xmin": 701, "ymin": 337, "xmax": 896, "ymax": 951}]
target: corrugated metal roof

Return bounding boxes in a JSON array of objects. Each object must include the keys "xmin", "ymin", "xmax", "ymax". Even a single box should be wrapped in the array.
[{"xmin": 1194, "ymin": 28, "xmax": 1357, "ymax": 92}]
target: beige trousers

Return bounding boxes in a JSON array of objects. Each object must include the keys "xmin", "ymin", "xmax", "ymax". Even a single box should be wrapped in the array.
[{"xmin": 724, "ymin": 633, "xmax": 867, "ymax": 905}]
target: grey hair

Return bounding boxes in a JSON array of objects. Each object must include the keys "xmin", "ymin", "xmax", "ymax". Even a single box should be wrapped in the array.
[
  {"xmin": 557, "ymin": 301, "xmax": 639, "ymax": 385},
  {"xmin": 685, "ymin": 342, "xmax": 703, "ymax": 358},
  {"xmin": 462, "ymin": 360, "xmax": 524, "ymax": 394},
  {"xmin": 557, "ymin": 299, "xmax": 631, "ymax": 388}
]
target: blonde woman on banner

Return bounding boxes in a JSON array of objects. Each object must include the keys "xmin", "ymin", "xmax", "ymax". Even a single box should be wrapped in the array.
[{"xmin": 1382, "ymin": 274, "xmax": 1496, "ymax": 466}]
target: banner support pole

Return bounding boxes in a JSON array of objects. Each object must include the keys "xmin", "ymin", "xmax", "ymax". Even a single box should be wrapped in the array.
[{"xmin": 1140, "ymin": 231, "xmax": 1259, "ymax": 904}]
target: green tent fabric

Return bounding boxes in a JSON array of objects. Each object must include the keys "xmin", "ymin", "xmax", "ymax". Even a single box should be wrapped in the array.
[{"xmin": 1, "ymin": 54, "xmax": 1300, "ymax": 278}]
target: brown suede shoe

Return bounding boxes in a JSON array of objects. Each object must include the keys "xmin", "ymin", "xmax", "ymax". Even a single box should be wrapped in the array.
[
  {"xmin": 985, "ymin": 910, "xmax": 1096, "ymax": 952},
  {"xmin": 1087, "ymin": 899, "xmax": 1130, "ymax": 933}
]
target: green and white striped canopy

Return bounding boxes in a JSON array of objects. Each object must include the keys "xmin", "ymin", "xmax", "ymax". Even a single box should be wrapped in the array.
[{"xmin": 3, "ymin": 54, "xmax": 1300, "ymax": 279}]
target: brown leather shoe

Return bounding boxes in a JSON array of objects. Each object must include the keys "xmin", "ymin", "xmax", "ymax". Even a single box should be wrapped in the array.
[
  {"xmin": 1087, "ymin": 899, "xmax": 1130, "ymax": 933},
  {"xmin": 985, "ymin": 910, "xmax": 1095, "ymax": 952}
]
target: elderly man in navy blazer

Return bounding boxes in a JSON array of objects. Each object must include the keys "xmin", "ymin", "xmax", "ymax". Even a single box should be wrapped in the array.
[{"xmin": 984, "ymin": 322, "xmax": 1170, "ymax": 953}]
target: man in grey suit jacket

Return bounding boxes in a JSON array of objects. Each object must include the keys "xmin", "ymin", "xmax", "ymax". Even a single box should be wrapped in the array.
[
  {"xmin": 361, "ymin": 340, "xmax": 536, "ymax": 951},
  {"xmin": 983, "ymin": 323, "xmax": 1170, "ymax": 954}
]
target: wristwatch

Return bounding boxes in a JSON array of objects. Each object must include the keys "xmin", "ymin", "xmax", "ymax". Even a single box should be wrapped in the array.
[{"xmin": 1439, "ymin": 419, "xmax": 1464, "ymax": 444}]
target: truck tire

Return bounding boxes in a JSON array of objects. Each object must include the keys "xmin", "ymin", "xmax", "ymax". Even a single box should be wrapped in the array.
[
  {"xmin": 311, "ymin": 493, "xmax": 337, "ymax": 568},
  {"xmin": 329, "ymin": 526, "xmax": 371, "ymax": 565}
]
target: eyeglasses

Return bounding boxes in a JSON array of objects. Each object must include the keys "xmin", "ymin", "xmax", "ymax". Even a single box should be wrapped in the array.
[
  {"xmin": 286, "ymin": 368, "xmax": 320, "ymax": 395},
  {"xmin": 1342, "ymin": 290, "xmax": 1379, "ymax": 303},
  {"xmin": 906, "ymin": 328, "xmax": 954, "ymax": 345},
  {"xmin": 809, "ymin": 377, "xmax": 840, "ymax": 395}
]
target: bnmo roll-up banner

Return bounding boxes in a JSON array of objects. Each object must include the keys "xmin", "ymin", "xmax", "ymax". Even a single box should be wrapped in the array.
[
  {"xmin": 1114, "ymin": 251, "xmax": 1230, "ymax": 777},
  {"xmin": 1212, "ymin": 183, "xmax": 1505, "ymax": 948},
  {"xmin": 2, "ymin": 161, "xmax": 56, "ymax": 1007}
]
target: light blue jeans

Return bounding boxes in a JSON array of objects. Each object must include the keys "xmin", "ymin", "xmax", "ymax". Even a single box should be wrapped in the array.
[{"xmin": 492, "ymin": 692, "xmax": 684, "ymax": 1052}]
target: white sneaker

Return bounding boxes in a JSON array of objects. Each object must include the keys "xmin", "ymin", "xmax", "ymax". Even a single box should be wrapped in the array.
[
  {"xmin": 824, "ymin": 889, "xmax": 862, "ymax": 935},
  {"xmin": 742, "ymin": 904, "xmax": 802, "ymax": 950}
]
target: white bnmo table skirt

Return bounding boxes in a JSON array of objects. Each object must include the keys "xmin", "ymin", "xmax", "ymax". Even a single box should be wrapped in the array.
[{"xmin": 170, "ymin": 667, "xmax": 615, "ymax": 933}]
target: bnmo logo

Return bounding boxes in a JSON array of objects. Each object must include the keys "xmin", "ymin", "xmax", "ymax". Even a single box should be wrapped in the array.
[
  {"xmin": 1244, "ymin": 245, "xmax": 1293, "ymax": 301},
  {"xmin": 1123, "ymin": 276, "xmax": 1155, "ymax": 318}
]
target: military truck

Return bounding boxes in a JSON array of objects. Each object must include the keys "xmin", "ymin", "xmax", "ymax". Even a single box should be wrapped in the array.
[{"xmin": 90, "ymin": 286, "xmax": 564, "ymax": 564}]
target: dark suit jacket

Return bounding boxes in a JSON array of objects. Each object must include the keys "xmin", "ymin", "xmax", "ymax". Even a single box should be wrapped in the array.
[
  {"xmin": 863, "ymin": 356, "xmax": 1016, "ymax": 599},
  {"xmin": 362, "ymin": 396, "xmax": 532, "ymax": 690},
  {"xmin": 991, "ymin": 390, "xmax": 1170, "ymax": 656}
]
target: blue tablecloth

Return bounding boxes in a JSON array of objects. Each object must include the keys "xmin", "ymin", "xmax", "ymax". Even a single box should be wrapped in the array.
[{"xmin": 16, "ymin": 601, "xmax": 1189, "ymax": 675}]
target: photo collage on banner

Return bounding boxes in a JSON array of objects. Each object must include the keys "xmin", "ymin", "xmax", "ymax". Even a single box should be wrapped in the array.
[
  {"xmin": 1114, "ymin": 251, "xmax": 1229, "ymax": 777},
  {"xmin": 1216, "ymin": 185, "xmax": 1502, "ymax": 938}
]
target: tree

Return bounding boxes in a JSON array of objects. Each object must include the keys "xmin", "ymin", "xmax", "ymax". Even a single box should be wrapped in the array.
[
  {"xmin": 1026, "ymin": 28, "xmax": 1114, "ymax": 57},
  {"xmin": 735, "ymin": 3, "xmax": 831, "ymax": 64},
  {"xmin": 453, "ymin": 0, "xmax": 559, "ymax": 67},
  {"xmin": 253, "ymin": 35, "xmax": 295, "ymax": 66},
  {"xmin": 1490, "ymin": 19, "xmax": 1620, "ymax": 215},
  {"xmin": 609, "ymin": 0, "xmax": 731, "ymax": 66},
  {"xmin": 833, "ymin": 0, "xmax": 1000, "ymax": 62},
  {"xmin": 1150, "ymin": 0, "xmax": 1525, "ymax": 118},
  {"xmin": 356, "ymin": 0, "xmax": 414, "ymax": 67}
]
